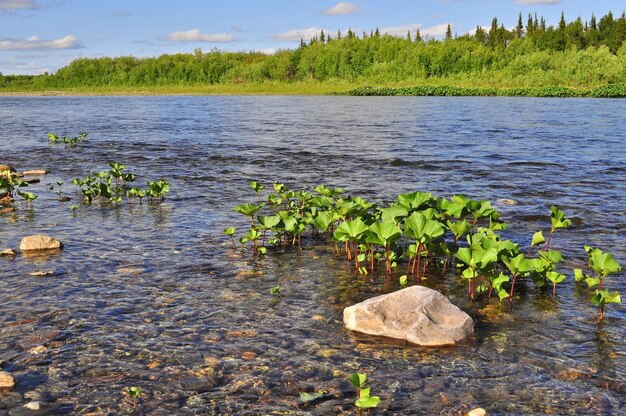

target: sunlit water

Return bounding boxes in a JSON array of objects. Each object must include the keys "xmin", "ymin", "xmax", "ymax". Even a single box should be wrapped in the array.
[{"xmin": 0, "ymin": 96, "xmax": 624, "ymax": 415}]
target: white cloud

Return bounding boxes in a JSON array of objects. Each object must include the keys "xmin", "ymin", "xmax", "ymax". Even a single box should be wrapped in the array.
[
  {"xmin": 380, "ymin": 23, "xmax": 451, "ymax": 38},
  {"xmin": 167, "ymin": 29, "xmax": 235, "ymax": 42},
  {"xmin": 0, "ymin": 0, "xmax": 37, "ymax": 10},
  {"xmin": 516, "ymin": 0, "xmax": 560, "ymax": 5},
  {"xmin": 0, "ymin": 59, "xmax": 50, "ymax": 75},
  {"xmin": 271, "ymin": 27, "xmax": 325, "ymax": 41},
  {"xmin": 258, "ymin": 48, "xmax": 276, "ymax": 55},
  {"xmin": 323, "ymin": 2, "xmax": 359, "ymax": 16},
  {"xmin": 0, "ymin": 35, "xmax": 82, "ymax": 50}
]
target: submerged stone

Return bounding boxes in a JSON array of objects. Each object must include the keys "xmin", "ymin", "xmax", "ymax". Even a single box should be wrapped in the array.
[
  {"xmin": 19, "ymin": 235, "xmax": 64, "ymax": 252},
  {"xmin": 343, "ymin": 285, "xmax": 474, "ymax": 347},
  {"xmin": 0, "ymin": 370, "xmax": 16, "ymax": 390}
]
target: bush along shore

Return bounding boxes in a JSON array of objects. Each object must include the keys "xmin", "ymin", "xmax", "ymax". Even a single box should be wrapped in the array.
[{"xmin": 348, "ymin": 84, "xmax": 626, "ymax": 98}]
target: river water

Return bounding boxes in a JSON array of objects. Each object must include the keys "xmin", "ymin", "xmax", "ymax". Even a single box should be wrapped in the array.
[{"xmin": 0, "ymin": 96, "xmax": 624, "ymax": 415}]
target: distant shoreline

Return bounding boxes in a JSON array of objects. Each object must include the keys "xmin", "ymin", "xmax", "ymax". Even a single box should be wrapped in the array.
[{"xmin": 2, "ymin": 83, "xmax": 625, "ymax": 98}]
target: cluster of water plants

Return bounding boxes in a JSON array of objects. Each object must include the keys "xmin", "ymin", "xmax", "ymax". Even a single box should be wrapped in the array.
[
  {"xmin": 48, "ymin": 132, "xmax": 88, "ymax": 146},
  {"xmin": 0, "ymin": 170, "xmax": 37, "ymax": 207},
  {"xmin": 348, "ymin": 372, "xmax": 380, "ymax": 410},
  {"xmin": 71, "ymin": 162, "xmax": 170, "ymax": 205},
  {"xmin": 229, "ymin": 181, "xmax": 622, "ymax": 322}
]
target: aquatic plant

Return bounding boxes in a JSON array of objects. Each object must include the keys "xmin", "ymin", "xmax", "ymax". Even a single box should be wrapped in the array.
[
  {"xmin": 223, "ymin": 227, "xmax": 237, "ymax": 249},
  {"xmin": 48, "ymin": 132, "xmax": 88, "ymax": 146},
  {"xmin": 348, "ymin": 372, "xmax": 380, "ymax": 410},
  {"xmin": 544, "ymin": 206, "xmax": 571, "ymax": 251},
  {"xmin": 126, "ymin": 386, "xmax": 142, "ymax": 415},
  {"xmin": 1, "ymin": 170, "xmax": 33, "ymax": 207},
  {"xmin": 574, "ymin": 246, "xmax": 622, "ymax": 323}
]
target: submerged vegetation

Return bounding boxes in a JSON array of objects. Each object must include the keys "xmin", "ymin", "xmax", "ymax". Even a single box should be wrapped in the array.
[
  {"xmin": 2, "ymin": 11, "xmax": 626, "ymax": 96},
  {"xmin": 230, "ymin": 180, "xmax": 622, "ymax": 323}
]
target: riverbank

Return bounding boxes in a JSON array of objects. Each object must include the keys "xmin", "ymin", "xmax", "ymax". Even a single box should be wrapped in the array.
[{"xmin": 2, "ymin": 82, "xmax": 625, "ymax": 97}]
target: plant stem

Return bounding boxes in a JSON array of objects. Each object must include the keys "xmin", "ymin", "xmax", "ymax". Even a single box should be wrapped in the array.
[
  {"xmin": 544, "ymin": 229, "xmax": 554, "ymax": 251},
  {"xmin": 509, "ymin": 273, "xmax": 518, "ymax": 306}
]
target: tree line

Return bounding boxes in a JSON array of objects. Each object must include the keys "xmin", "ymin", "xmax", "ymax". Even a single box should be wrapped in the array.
[{"xmin": 1, "ymin": 10, "xmax": 625, "ymax": 91}]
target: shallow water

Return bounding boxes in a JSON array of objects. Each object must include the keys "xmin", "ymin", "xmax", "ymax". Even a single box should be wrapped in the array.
[{"xmin": 0, "ymin": 96, "xmax": 625, "ymax": 415}]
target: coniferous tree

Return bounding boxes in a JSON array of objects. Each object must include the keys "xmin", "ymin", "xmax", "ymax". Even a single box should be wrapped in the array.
[
  {"xmin": 414, "ymin": 28, "xmax": 422, "ymax": 43},
  {"xmin": 445, "ymin": 24, "xmax": 453, "ymax": 40},
  {"xmin": 516, "ymin": 13, "xmax": 524, "ymax": 38}
]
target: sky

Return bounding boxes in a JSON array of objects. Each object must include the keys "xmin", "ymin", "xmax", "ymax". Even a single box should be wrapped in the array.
[{"xmin": 1, "ymin": 0, "xmax": 624, "ymax": 75}]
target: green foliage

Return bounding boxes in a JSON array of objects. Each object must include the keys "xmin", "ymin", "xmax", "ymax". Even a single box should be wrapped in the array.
[
  {"xmin": 48, "ymin": 132, "xmax": 88, "ymax": 146},
  {"xmin": 575, "ymin": 246, "xmax": 622, "ymax": 322},
  {"xmin": 2, "ymin": 11, "xmax": 626, "ymax": 96},
  {"xmin": 348, "ymin": 372, "xmax": 381, "ymax": 409},
  {"xmin": 71, "ymin": 162, "xmax": 169, "ymax": 206}
]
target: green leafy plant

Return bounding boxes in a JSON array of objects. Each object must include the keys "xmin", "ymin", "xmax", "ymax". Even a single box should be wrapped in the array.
[
  {"xmin": 223, "ymin": 227, "xmax": 237, "ymax": 249},
  {"xmin": 574, "ymin": 246, "xmax": 622, "ymax": 323},
  {"xmin": 544, "ymin": 206, "xmax": 571, "ymax": 251},
  {"xmin": 126, "ymin": 386, "xmax": 142, "ymax": 415},
  {"xmin": 348, "ymin": 372, "xmax": 380, "ymax": 410}
]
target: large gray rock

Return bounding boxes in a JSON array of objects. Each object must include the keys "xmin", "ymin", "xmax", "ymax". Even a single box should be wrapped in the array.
[
  {"xmin": 19, "ymin": 235, "xmax": 63, "ymax": 252},
  {"xmin": 344, "ymin": 286, "xmax": 474, "ymax": 347}
]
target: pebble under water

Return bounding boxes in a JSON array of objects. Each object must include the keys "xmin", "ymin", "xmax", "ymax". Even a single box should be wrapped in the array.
[{"xmin": 0, "ymin": 96, "xmax": 625, "ymax": 415}]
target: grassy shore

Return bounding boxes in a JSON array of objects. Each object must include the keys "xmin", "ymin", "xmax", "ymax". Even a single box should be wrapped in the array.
[{"xmin": 2, "ymin": 80, "xmax": 626, "ymax": 97}]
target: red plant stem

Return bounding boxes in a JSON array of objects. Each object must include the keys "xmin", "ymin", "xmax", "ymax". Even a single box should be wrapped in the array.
[
  {"xmin": 443, "ymin": 258, "xmax": 448, "ymax": 273},
  {"xmin": 598, "ymin": 306, "xmax": 604, "ymax": 323},
  {"xmin": 509, "ymin": 273, "xmax": 518, "ymax": 306},
  {"xmin": 346, "ymin": 241, "xmax": 352, "ymax": 261},
  {"xmin": 385, "ymin": 246, "xmax": 391, "ymax": 275},
  {"xmin": 544, "ymin": 229, "xmax": 554, "ymax": 251},
  {"xmin": 416, "ymin": 243, "xmax": 423, "ymax": 279},
  {"xmin": 230, "ymin": 237, "xmax": 236, "ymax": 249},
  {"xmin": 552, "ymin": 282, "xmax": 557, "ymax": 297},
  {"xmin": 354, "ymin": 241, "xmax": 359, "ymax": 271},
  {"xmin": 370, "ymin": 245, "xmax": 375, "ymax": 273},
  {"xmin": 599, "ymin": 275, "xmax": 604, "ymax": 290}
]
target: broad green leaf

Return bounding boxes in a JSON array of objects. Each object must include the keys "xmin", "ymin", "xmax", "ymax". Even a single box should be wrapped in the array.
[
  {"xmin": 223, "ymin": 227, "xmax": 236, "ymax": 236},
  {"xmin": 347, "ymin": 373, "xmax": 366, "ymax": 388},
  {"xmin": 497, "ymin": 289, "xmax": 509, "ymax": 301},
  {"xmin": 300, "ymin": 391, "xmax": 324, "ymax": 403},
  {"xmin": 546, "ymin": 271, "xmax": 566, "ymax": 285},
  {"xmin": 588, "ymin": 249, "xmax": 622, "ymax": 277},
  {"xmin": 550, "ymin": 205, "xmax": 572, "ymax": 230},
  {"xmin": 367, "ymin": 221, "xmax": 402, "ymax": 247},
  {"xmin": 234, "ymin": 203, "xmax": 262, "ymax": 218},
  {"xmin": 531, "ymin": 231, "xmax": 545, "ymax": 247},
  {"xmin": 397, "ymin": 191, "xmax": 434, "ymax": 211},
  {"xmin": 585, "ymin": 277, "xmax": 600, "ymax": 288},
  {"xmin": 405, "ymin": 212, "xmax": 445, "ymax": 244},
  {"xmin": 333, "ymin": 218, "xmax": 369, "ymax": 241},
  {"xmin": 379, "ymin": 205, "xmax": 409, "ymax": 224},
  {"xmin": 448, "ymin": 219, "xmax": 472, "ymax": 240},
  {"xmin": 490, "ymin": 273, "xmax": 509, "ymax": 290},
  {"xmin": 399, "ymin": 275, "xmax": 408, "ymax": 286},
  {"xmin": 456, "ymin": 247, "xmax": 474, "ymax": 268},
  {"xmin": 257, "ymin": 215, "xmax": 280, "ymax": 229},
  {"xmin": 573, "ymin": 268, "xmax": 584, "ymax": 281},
  {"xmin": 313, "ymin": 211, "xmax": 335, "ymax": 232}
]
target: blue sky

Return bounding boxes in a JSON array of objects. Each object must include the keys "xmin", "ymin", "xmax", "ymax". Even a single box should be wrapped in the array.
[{"xmin": 1, "ymin": 0, "xmax": 624, "ymax": 75}]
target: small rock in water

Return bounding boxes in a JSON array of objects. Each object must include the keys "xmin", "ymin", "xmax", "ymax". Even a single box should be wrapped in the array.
[
  {"xmin": 20, "ymin": 235, "xmax": 64, "ymax": 252},
  {"xmin": 117, "ymin": 267, "xmax": 145, "ymax": 275},
  {"xmin": 58, "ymin": 196, "xmax": 72, "ymax": 202},
  {"xmin": 0, "ymin": 206, "xmax": 15, "ymax": 213},
  {"xmin": 22, "ymin": 177, "xmax": 40, "ymax": 184},
  {"xmin": 467, "ymin": 408, "xmax": 487, "ymax": 416},
  {"xmin": 29, "ymin": 270, "xmax": 55, "ymax": 277},
  {"xmin": 24, "ymin": 401, "xmax": 44, "ymax": 410},
  {"xmin": 1, "ymin": 248, "xmax": 16, "ymax": 257},
  {"xmin": 242, "ymin": 351, "xmax": 257, "ymax": 361},
  {"xmin": 22, "ymin": 170, "xmax": 48, "ymax": 176},
  {"xmin": 0, "ymin": 370, "xmax": 16, "ymax": 389},
  {"xmin": 496, "ymin": 198, "xmax": 517, "ymax": 206}
]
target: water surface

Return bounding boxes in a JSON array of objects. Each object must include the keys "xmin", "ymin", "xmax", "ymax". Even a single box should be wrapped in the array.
[{"xmin": 0, "ymin": 96, "xmax": 624, "ymax": 415}]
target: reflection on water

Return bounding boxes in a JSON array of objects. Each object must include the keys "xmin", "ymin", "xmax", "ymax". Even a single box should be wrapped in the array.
[{"xmin": 0, "ymin": 96, "xmax": 624, "ymax": 414}]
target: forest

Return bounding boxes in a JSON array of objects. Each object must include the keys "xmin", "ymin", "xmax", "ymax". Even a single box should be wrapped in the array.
[{"xmin": 2, "ymin": 11, "xmax": 626, "ymax": 96}]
